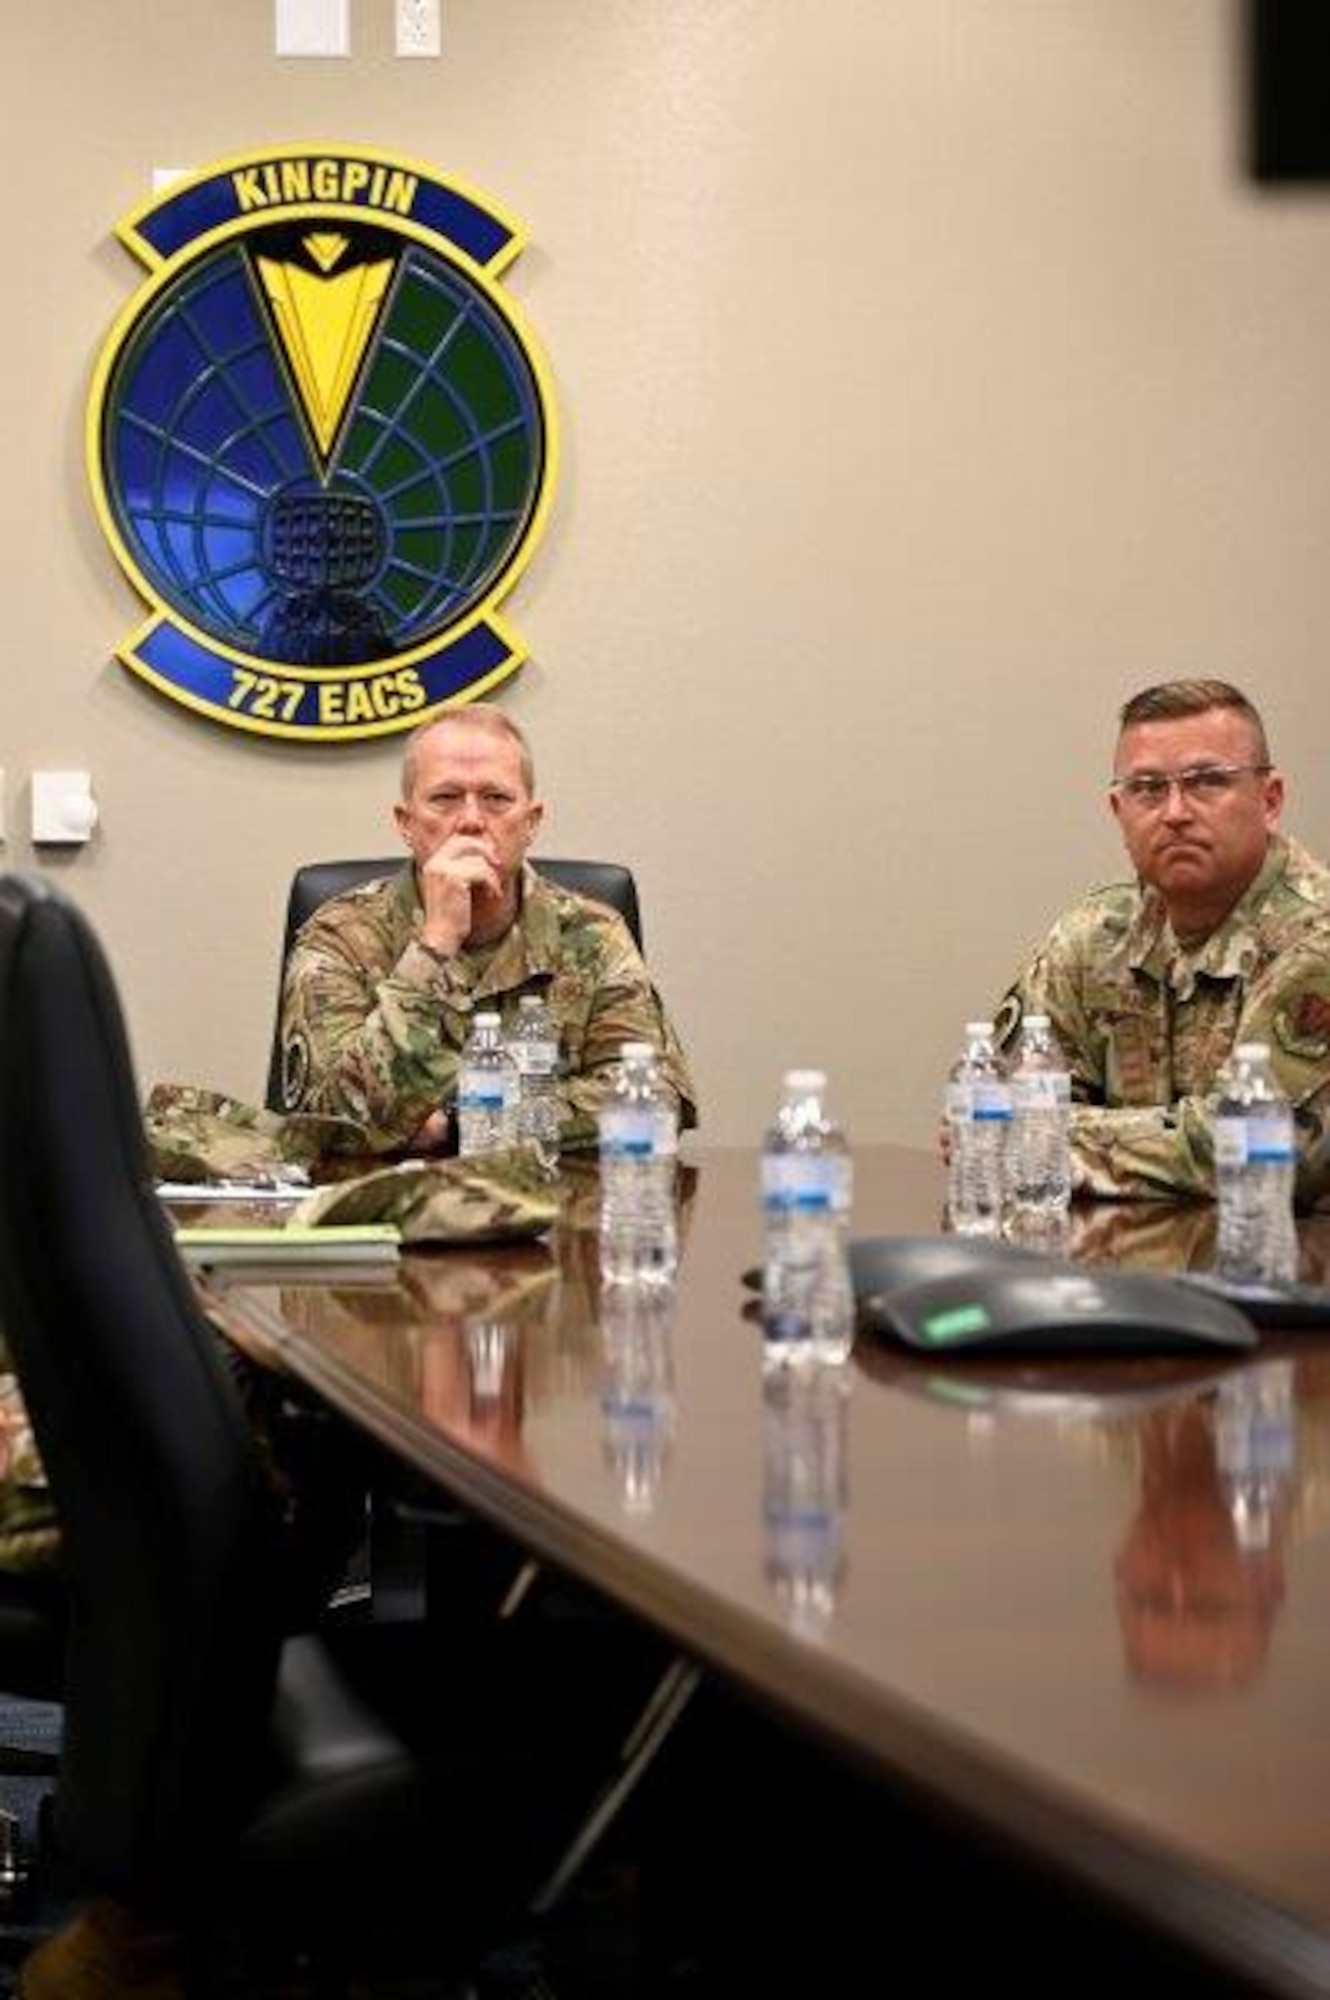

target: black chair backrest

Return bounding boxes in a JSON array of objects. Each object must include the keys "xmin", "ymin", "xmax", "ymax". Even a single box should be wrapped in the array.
[
  {"xmin": 0, "ymin": 874, "xmax": 285, "ymax": 1907},
  {"xmin": 265, "ymin": 855, "xmax": 643, "ymax": 1110}
]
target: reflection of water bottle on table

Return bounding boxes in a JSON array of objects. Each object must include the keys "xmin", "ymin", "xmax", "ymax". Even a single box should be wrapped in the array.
[
  {"xmin": 763, "ymin": 1363, "xmax": 849, "ymax": 1639},
  {"xmin": 1214, "ymin": 1361, "xmax": 1296, "ymax": 1552},
  {"xmin": 600, "ymin": 1283, "xmax": 676, "ymax": 1514}
]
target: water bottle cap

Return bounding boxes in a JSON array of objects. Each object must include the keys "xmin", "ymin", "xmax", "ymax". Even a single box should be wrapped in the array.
[
  {"xmin": 620, "ymin": 1041, "xmax": 653, "ymax": 1059},
  {"xmin": 1235, "ymin": 1041, "xmax": 1271, "ymax": 1062},
  {"xmin": 782, "ymin": 1068, "xmax": 827, "ymax": 1091},
  {"xmin": 1024, "ymin": 1013, "xmax": 1050, "ymax": 1030},
  {"xmin": 474, "ymin": 1010, "xmax": 502, "ymax": 1028},
  {"xmin": 964, "ymin": 1020, "xmax": 992, "ymax": 1037},
  {"xmin": 518, "ymin": 995, "xmax": 541, "ymax": 1012}
]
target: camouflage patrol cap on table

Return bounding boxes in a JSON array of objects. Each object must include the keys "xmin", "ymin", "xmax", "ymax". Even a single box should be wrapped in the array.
[
  {"xmin": 292, "ymin": 1145, "xmax": 559, "ymax": 1245},
  {"xmin": 144, "ymin": 1082, "xmax": 371, "ymax": 1184}
]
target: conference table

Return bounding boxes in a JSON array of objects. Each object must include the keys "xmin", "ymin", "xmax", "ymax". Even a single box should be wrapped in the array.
[{"xmin": 202, "ymin": 1146, "xmax": 1330, "ymax": 1995}]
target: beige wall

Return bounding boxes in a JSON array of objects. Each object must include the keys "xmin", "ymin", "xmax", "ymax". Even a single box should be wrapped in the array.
[{"xmin": 4, "ymin": 1, "xmax": 1330, "ymax": 1155}]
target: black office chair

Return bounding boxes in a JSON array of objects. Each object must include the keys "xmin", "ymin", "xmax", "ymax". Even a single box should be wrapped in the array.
[
  {"xmin": 259, "ymin": 854, "xmax": 689, "ymax": 1905},
  {"xmin": 0, "ymin": 1585, "xmax": 62, "ymax": 1724},
  {"xmin": 0, "ymin": 874, "xmax": 489, "ymax": 1977},
  {"xmin": 265, "ymin": 853, "xmax": 643, "ymax": 1111}
]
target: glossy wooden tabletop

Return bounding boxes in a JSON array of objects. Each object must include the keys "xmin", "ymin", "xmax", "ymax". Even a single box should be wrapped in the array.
[{"xmin": 210, "ymin": 1148, "xmax": 1330, "ymax": 1994}]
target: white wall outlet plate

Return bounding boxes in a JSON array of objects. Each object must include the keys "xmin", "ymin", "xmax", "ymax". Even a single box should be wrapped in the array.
[{"xmin": 32, "ymin": 772, "xmax": 99, "ymax": 845}]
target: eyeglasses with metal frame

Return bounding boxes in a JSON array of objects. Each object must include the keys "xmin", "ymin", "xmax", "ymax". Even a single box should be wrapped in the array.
[{"xmin": 1109, "ymin": 764, "xmax": 1272, "ymax": 811}]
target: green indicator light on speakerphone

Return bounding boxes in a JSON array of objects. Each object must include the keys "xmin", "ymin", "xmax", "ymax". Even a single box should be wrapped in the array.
[{"xmin": 921, "ymin": 1304, "xmax": 992, "ymax": 1345}]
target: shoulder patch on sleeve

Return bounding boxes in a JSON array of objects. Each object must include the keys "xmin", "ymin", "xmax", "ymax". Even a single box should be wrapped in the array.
[{"xmin": 1273, "ymin": 989, "xmax": 1330, "ymax": 1062}]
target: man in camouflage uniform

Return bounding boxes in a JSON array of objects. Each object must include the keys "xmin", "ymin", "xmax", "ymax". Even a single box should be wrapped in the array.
[
  {"xmin": 279, "ymin": 705, "xmax": 697, "ymax": 1153},
  {"xmin": 996, "ymin": 680, "xmax": 1330, "ymax": 1204}
]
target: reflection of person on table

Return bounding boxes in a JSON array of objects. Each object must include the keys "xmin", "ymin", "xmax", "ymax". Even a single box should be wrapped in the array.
[
  {"xmin": 417, "ymin": 1307, "xmax": 534, "ymax": 1480},
  {"xmin": 279, "ymin": 705, "xmax": 697, "ymax": 1153},
  {"xmin": 1066, "ymin": 1167, "xmax": 1330, "ymax": 1287},
  {"xmin": 1114, "ymin": 1392, "xmax": 1290, "ymax": 1693},
  {"xmin": 996, "ymin": 680, "xmax": 1330, "ymax": 1203},
  {"xmin": 1068, "ymin": 1199, "xmax": 1217, "ymax": 1274},
  {"xmin": 281, "ymin": 1252, "xmax": 562, "ymax": 1471}
]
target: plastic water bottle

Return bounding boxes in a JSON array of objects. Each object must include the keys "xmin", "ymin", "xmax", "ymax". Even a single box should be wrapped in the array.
[
  {"xmin": 598, "ymin": 1042, "xmax": 679, "ymax": 1286},
  {"xmin": 760, "ymin": 1069, "xmax": 855, "ymax": 1366},
  {"xmin": 1007, "ymin": 1012, "xmax": 1072, "ymax": 1217},
  {"xmin": 1213, "ymin": 1042, "xmax": 1297, "ymax": 1287},
  {"xmin": 456, "ymin": 1010, "xmax": 518, "ymax": 1156},
  {"xmin": 511, "ymin": 993, "xmax": 562, "ymax": 1158},
  {"xmin": 945, "ymin": 1021, "xmax": 1011, "ymax": 1237}
]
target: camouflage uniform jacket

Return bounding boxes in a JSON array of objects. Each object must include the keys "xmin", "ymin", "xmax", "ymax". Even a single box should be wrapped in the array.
[
  {"xmin": 279, "ymin": 863, "xmax": 698, "ymax": 1154},
  {"xmin": 996, "ymin": 835, "xmax": 1330, "ymax": 1205}
]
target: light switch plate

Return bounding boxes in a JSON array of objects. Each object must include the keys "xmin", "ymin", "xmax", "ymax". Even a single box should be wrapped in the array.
[{"xmin": 275, "ymin": 0, "xmax": 351, "ymax": 57}]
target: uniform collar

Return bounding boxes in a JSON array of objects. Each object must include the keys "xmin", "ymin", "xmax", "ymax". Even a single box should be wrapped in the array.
[{"xmin": 1127, "ymin": 835, "xmax": 1287, "ymax": 988}]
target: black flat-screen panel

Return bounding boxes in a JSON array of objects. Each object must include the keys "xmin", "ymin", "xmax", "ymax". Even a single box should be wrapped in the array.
[{"xmin": 1250, "ymin": 0, "xmax": 1330, "ymax": 180}]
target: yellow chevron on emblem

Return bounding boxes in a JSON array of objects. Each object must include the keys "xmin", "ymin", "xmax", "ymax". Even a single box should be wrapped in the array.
[
  {"xmin": 304, "ymin": 231, "xmax": 350, "ymax": 273},
  {"xmin": 256, "ymin": 251, "xmax": 394, "ymax": 459}
]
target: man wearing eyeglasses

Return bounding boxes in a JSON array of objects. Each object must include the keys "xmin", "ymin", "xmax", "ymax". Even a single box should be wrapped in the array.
[
  {"xmin": 995, "ymin": 679, "xmax": 1330, "ymax": 1203},
  {"xmin": 280, "ymin": 704, "xmax": 697, "ymax": 1152}
]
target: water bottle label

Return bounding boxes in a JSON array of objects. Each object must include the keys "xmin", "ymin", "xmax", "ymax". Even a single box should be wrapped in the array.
[
  {"xmin": 1216, "ymin": 1114, "xmax": 1293, "ymax": 1166},
  {"xmin": 970, "ymin": 1081, "xmax": 1012, "ymax": 1123},
  {"xmin": 600, "ymin": 1107, "xmax": 677, "ymax": 1160},
  {"xmin": 763, "ymin": 1155, "xmax": 840, "ymax": 1213},
  {"xmin": 459, "ymin": 1084, "xmax": 510, "ymax": 1113},
  {"xmin": 458, "ymin": 1065, "xmax": 514, "ymax": 1113},
  {"xmin": 515, "ymin": 1048, "xmax": 559, "ymax": 1077},
  {"xmin": 1012, "ymin": 1073, "xmax": 1065, "ymax": 1112},
  {"xmin": 1214, "ymin": 1116, "xmax": 1248, "ymax": 1168},
  {"xmin": 945, "ymin": 1081, "xmax": 971, "ymax": 1119},
  {"xmin": 1246, "ymin": 1115, "xmax": 1294, "ymax": 1164}
]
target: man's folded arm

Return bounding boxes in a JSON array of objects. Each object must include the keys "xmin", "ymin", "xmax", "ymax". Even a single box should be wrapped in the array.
[
  {"xmin": 558, "ymin": 956, "xmax": 698, "ymax": 1154},
  {"xmin": 1070, "ymin": 1091, "xmax": 1330, "ymax": 1208},
  {"xmin": 280, "ymin": 933, "xmax": 457, "ymax": 1151},
  {"xmin": 283, "ymin": 918, "xmax": 698, "ymax": 1159},
  {"xmin": 1069, "ymin": 1100, "xmax": 1216, "ymax": 1203},
  {"xmin": 1065, "ymin": 935, "xmax": 1330, "ymax": 1206},
  {"xmin": 998, "ymin": 956, "xmax": 1217, "ymax": 1202}
]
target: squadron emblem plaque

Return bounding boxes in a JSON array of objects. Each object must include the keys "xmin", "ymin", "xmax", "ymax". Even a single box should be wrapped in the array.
[{"xmin": 87, "ymin": 144, "xmax": 556, "ymax": 740}]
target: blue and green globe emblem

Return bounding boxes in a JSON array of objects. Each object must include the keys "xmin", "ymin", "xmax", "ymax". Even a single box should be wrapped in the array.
[{"xmin": 88, "ymin": 150, "xmax": 556, "ymax": 740}]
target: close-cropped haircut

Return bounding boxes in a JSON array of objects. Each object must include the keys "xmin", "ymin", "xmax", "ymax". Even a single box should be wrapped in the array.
[
  {"xmin": 1117, "ymin": 680, "xmax": 1270, "ymax": 764},
  {"xmin": 400, "ymin": 706, "xmax": 536, "ymax": 798}
]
